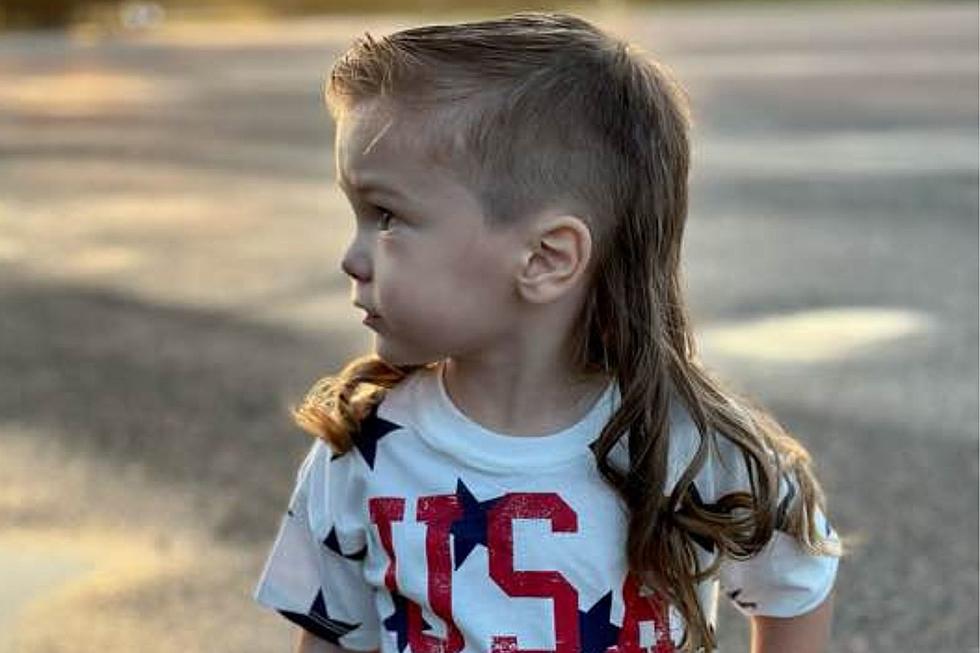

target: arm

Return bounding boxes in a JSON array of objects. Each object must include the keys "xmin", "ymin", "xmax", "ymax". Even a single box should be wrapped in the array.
[
  {"xmin": 749, "ymin": 592, "xmax": 834, "ymax": 653},
  {"xmin": 293, "ymin": 628, "xmax": 379, "ymax": 653}
]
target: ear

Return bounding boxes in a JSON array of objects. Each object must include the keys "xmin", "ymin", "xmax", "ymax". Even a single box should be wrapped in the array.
[{"xmin": 515, "ymin": 215, "xmax": 593, "ymax": 304}]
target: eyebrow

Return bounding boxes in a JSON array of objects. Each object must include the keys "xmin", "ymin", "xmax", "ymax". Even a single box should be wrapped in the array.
[{"xmin": 335, "ymin": 176, "xmax": 409, "ymax": 202}]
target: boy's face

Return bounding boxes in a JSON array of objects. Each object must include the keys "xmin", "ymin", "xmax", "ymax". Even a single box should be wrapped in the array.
[{"xmin": 335, "ymin": 100, "xmax": 523, "ymax": 366}]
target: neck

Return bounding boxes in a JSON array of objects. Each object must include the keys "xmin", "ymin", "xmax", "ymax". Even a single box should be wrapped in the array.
[{"xmin": 440, "ymin": 355, "xmax": 610, "ymax": 437}]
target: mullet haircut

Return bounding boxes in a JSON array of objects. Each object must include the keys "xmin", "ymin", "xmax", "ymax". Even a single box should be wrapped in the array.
[{"xmin": 296, "ymin": 13, "xmax": 845, "ymax": 652}]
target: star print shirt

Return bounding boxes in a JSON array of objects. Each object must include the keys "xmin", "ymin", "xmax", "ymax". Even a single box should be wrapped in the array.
[{"xmin": 254, "ymin": 362, "xmax": 839, "ymax": 651}]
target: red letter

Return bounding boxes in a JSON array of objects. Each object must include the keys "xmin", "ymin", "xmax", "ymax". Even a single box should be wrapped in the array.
[
  {"xmin": 487, "ymin": 493, "xmax": 579, "ymax": 653},
  {"xmin": 616, "ymin": 573, "xmax": 675, "ymax": 653},
  {"xmin": 369, "ymin": 497, "xmax": 405, "ymax": 592},
  {"xmin": 410, "ymin": 495, "xmax": 465, "ymax": 653}
]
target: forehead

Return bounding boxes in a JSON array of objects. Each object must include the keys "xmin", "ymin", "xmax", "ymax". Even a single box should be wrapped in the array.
[
  {"xmin": 335, "ymin": 101, "xmax": 443, "ymax": 193},
  {"xmin": 333, "ymin": 100, "xmax": 492, "ymax": 226}
]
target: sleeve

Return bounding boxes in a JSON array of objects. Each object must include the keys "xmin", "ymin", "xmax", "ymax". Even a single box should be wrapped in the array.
[
  {"xmin": 253, "ymin": 439, "xmax": 381, "ymax": 650},
  {"xmin": 716, "ymin": 466, "xmax": 840, "ymax": 618}
]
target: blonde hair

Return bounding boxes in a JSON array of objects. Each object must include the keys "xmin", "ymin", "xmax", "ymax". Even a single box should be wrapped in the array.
[{"xmin": 294, "ymin": 13, "xmax": 846, "ymax": 652}]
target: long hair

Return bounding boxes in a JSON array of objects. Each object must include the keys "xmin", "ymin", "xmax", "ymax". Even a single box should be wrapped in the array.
[{"xmin": 294, "ymin": 13, "xmax": 845, "ymax": 652}]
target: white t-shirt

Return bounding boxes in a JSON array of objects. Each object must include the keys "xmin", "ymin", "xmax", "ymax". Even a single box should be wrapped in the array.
[{"xmin": 254, "ymin": 363, "xmax": 838, "ymax": 651}]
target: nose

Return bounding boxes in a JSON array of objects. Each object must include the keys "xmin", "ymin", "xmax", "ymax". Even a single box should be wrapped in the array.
[{"xmin": 340, "ymin": 232, "xmax": 372, "ymax": 282}]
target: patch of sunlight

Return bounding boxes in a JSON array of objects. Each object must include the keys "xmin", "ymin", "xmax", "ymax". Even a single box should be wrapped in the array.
[
  {"xmin": 0, "ymin": 72, "xmax": 184, "ymax": 117},
  {"xmin": 0, "ymin": 238, "xmax": 22, "ymax": 262},
  {"xmin": 68, "ymin": 194, "xmax": 224, "ymax": 232},
  {"xmin": 676, "ymin": 51, "xmax": 978, "ymax": 79},
  {"xmin": 701, "ymin": 307, "xmax": 931, "ymax": 364},
  {"xmin": 0, "ymin": 425, "xmax": 279, "ymax": 653},
  {"xmin": 1, "ymin": 527, "xmax": 196, "ymax": 653},
  {"xmin": 700, "ymin": 130, "xmax": 977, "ymax": 177},
  {"xmin": 0, "ymin": 546, "xmax": 91, "ymax": 646},
  {"xmin": 63, "ymin": 245, "xmax": 143, "ymax": 274},
  {"xmin": 122, "ymin": 15, "xmax": 416, "ymax": 49},
  {"xmin": 80, "ymin": 193, "xmax": 237, "ymax": 235}
]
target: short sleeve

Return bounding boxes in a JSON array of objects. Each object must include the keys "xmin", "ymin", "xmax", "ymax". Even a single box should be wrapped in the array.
[
  {"xmin": 253, "ymin": 440, "xmax": 380, "ymax": 649},
  {"xmin": 635, "ymin": 399, "xmax": 839, "ymax": 620},
  {"xmin": 717, "ymin": 471, "xmax": 840, "ymax": 618}
]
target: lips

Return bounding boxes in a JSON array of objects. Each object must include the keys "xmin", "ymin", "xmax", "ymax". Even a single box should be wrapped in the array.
[{"xmin": 353, "ymin": 302, "xmax": 380, "ymax": 319}]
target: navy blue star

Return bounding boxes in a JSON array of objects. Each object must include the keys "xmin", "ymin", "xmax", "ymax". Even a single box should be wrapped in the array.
[
  {"xmin": 323, "ymin": 527, "xmax": 367, "ymax": 561},
  {"xmin": 352, "ymin": 402, "xmax": 402, "ymax": 470},
  {"xmin": 578, "ymin": 592, "xmax": 620, "ymax": 653},
  {"xmin": 449, "ymin": 478, "xmax": 503, "ymax": 570},
  {"xmin": 278, "ymin": 589, "xmax": 359, "ymax": 644},
  {"xmin": 383, "ymin": 591, "xmax": 430, "ymax": 652}
]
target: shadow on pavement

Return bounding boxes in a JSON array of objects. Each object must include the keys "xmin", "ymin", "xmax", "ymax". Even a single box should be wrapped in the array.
[{"xmin": 0, "ymin": 273, "xmax": 362, "ymax": 542}]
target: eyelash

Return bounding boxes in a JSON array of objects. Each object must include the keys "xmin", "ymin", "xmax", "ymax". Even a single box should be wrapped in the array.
[{"xmin": 375, "ymin": 206, "xmax": 396, "ymax": 232}]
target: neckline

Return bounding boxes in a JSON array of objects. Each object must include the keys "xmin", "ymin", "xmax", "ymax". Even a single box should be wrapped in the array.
[{"xmin": 411, "ymin": 362, "xmax": 619, "ymax": 472}]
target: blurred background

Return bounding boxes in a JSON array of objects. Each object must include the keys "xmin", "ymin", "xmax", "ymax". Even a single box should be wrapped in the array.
[{"xmin": 0, "ymin": 0, "xmax": 976, "ymax": 651}]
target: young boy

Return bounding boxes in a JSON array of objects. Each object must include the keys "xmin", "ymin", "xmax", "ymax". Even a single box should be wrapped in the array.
[{"xmin": 255, "ymin": 12, "xmax": 840, "ymax": 653}]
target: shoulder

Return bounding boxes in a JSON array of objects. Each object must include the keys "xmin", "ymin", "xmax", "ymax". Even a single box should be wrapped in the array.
[
  {"xmin": 602, "ymin": 394, "xmax": 781, "ymax": 502},
  {"xmin": 662, "ymin": 397, "xmax": 788, "ymax": 504},
  {"xmin": 603, "ymin": 396, "xmax": 716, "ymax": 497}
]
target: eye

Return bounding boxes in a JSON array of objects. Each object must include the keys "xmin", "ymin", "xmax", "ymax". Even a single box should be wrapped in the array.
[{"xmin": 375, "ymin": 206, "xmax": 397, "ymax": 232}]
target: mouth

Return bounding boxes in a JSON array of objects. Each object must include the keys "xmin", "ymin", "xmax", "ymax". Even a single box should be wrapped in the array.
[{"xmin": 354, "ymin": 302, "xmax": 381, "ymax": 319}]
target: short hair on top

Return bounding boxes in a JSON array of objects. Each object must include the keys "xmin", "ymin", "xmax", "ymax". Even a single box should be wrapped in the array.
[
  {"xmin": 325, "ymin": 12, "xmax": 690, "ymax": 246},
  {"xmin": 298, "ymin": 13, "xmax": 845, "ymax": 653}
]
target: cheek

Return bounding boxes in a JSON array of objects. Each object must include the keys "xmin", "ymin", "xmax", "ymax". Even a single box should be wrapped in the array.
[
  {"xmin": 441, "ymin": 245, "xmax": 515, "ymax": 327},
  {"xmin": 372, "ymin": 241, "xmax": 436, "ymax": 316},
  {"xmin": 376, "ymin": 238, "xmax": 511, "ymax": 325}
]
